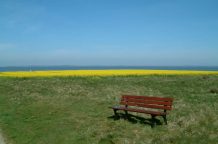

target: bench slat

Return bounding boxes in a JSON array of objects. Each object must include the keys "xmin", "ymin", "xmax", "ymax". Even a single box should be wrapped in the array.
[
  {"xmin": 122, "ymin": 95, "xmax": 173, "ymax": 102},
  {"xmin": 120, "ymin": 102, "xmax": 172, "ymax": 110},
  {"xmin": 120, "ymin": 98, "xmax": 172, "ymax": 106}
]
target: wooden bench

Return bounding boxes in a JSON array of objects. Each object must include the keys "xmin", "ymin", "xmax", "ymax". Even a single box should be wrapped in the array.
[{"xmin": 110, "ymin": 95, "xmax": 173, "ymax": 127}]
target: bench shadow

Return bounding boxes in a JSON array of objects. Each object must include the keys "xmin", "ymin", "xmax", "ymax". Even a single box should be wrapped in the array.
[{"xmin": 108, "ymin": 113, "xmax": 163, "ymax": 128}]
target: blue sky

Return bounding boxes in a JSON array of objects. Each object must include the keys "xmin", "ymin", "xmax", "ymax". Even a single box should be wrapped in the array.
[{"xmin": 0, "ymin": 0, "xmax": 218, "ymax": 66}]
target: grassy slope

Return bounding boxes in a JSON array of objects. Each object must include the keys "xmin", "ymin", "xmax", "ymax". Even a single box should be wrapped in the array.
[{"xmin": 0, "ymin": 75, "xmax": 218, "ymax": 144}]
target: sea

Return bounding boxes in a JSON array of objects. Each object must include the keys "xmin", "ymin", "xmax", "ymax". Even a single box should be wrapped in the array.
[{"xmin": 0, "ymin": 66, "xmax": 218, "ymax": 72}]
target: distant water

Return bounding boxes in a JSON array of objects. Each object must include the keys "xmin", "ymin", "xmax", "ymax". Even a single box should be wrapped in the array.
[{"xmin": 0, "ymin": 66, "xmax": 218, "ymax": 72}]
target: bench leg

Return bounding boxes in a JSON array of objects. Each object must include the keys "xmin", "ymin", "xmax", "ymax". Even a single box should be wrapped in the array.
[
  {"xmin": 113, "ymin": 109, "xmax": 118, "ymax": 116},
  {"xmin": 162, "ymin": 115, "xmax": 167, "ymax": 125},
  {"xmin": 124, "ymin": 110, "xmax": 129, "ymax": 119},
  {"xmin": 124, "ymin": 104, "xmax": 128, "ymax": 116},
  {"xmin": 151, "ymin": 115, "xmax": 156, "ymax": 128}
]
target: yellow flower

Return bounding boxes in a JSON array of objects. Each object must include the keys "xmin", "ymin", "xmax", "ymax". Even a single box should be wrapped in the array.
[{"xmin": 0, "ymin": 70, "xmax": 218, "ymax": 77}]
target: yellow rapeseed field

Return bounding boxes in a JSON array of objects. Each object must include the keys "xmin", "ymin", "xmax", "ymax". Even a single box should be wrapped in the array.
[{"xmin": 0, "ymin": 70, "xmax": 218, "ymax": 77}]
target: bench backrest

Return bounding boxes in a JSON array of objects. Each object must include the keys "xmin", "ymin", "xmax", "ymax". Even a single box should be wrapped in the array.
[{"xmin": 120, "ymin": 95, "xmax": 173, "ymax": 111}]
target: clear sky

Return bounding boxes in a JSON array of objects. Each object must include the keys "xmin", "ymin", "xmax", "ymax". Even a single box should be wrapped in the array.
[{"xmin": 0, "ymin": 0, "xmax": 218, "ymax": 66}]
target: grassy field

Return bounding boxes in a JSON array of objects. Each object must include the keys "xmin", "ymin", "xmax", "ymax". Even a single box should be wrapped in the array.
[{"xmin": 0, "ymin": 75, "xmax": 218, "ymax": 144}]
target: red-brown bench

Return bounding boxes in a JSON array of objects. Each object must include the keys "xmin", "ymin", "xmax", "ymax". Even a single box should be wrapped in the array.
[{"xmin": 110, "ymin": 95, "xmax": 173, "ymax": 127}]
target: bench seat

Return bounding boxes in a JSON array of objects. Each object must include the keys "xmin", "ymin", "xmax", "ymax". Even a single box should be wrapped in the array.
[{"xmin": 111, "ymin": 106, "xmax": 167, "ymax": 116}]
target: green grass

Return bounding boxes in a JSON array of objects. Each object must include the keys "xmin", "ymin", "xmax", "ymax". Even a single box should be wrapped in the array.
[{"xmin": 0, "ymin": 75, "xmax": 218, "ymax": 144}]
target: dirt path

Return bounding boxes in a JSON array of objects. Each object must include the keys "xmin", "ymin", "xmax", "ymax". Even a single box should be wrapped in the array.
[{"xmin": 0, "ymin": 129, "xmax": 6, "ymax": 144}]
